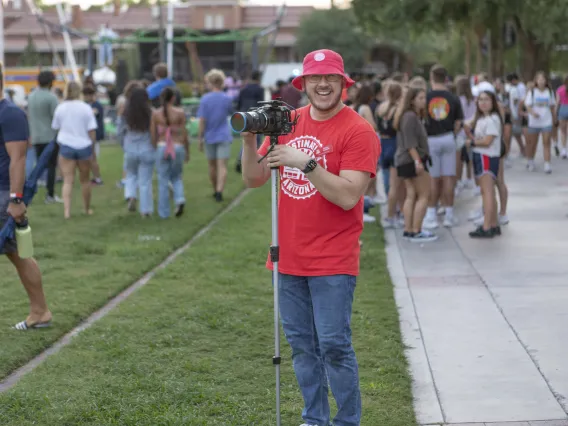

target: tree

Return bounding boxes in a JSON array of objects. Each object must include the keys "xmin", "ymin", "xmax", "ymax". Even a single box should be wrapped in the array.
[
  {"xmin": 295, "ymin": 7, "xmax": 372, "ymax": 71},
  {"xmin": 353, "ymin": 0, "xmax": 568, "ymax": 79},
  {"xmin": 19, "ymin": 33, "xmax": 41, "ymax": 67}
]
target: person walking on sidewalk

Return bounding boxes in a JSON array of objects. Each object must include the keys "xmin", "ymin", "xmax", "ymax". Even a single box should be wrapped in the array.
[
  {"xmin": 241, "ymin": 49, "xmax": 380, "ymax": 426},
  {"xmin": 0, "ymin": 69, "xmax": 52, "ymax": 330},
  {"xmin": 27, "ymin": 70, "xmax": 62, "ymax": 204}
]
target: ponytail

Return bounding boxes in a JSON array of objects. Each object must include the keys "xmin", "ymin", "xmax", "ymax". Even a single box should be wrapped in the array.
[{"xmin": 160, "ymin": 87, "xmax": 176, "ymax": 126}]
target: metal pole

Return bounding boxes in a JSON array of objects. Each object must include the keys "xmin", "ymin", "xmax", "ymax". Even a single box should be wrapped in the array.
[
  {"xmin": 0, "ymin": 1, "xmax": 5, "ymax": 66},
  {"xmin": 269, "ymin": 135, "xmax": 281, "ymax": 426},
  {"xmin": 157, "ymin": 0, "xmax": 165, "ymax": 63},
  {"xmin": 87, "ymin": 39, "xmax": 94, "ymax": 75},
  {"xmin": 55, "ymin": 3, "xmax": 80, "ymax": 82},
  {"xmin": 251, "ymin": 36, "xmax": 259, "ymax": 72},
  {"xmin": 166, "ymin": 0, "xmax": 174, "ymax": 76}
]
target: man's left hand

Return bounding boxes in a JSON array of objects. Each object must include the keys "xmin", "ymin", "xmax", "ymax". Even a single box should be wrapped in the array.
[
  {"xmin": 7, "ymin": 202, "xmax": 26, "ymax": 224},
  {"xmin": 266, "ymin": 145, "xmax": 311, "ymax": 170}
]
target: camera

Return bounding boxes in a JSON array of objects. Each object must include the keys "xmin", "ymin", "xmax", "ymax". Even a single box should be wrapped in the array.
[{"xmin": 230, "ymin": 99, "xmax": 298, "ymax": 136}]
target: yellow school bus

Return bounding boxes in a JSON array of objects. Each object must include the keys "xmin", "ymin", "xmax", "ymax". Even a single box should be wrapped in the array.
[{"xmin": 4, "ymin": 67, "xmax": 84, "ymax": 94}]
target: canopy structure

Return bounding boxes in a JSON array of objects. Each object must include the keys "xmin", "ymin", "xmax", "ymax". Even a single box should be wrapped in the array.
[{"xmin": 26, "ymin": 1, "xmax": 288, "ymax": 79}]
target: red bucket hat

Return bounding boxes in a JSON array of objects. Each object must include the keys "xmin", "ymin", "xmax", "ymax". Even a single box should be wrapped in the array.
[{"xmin": 292, "ymin": 49, "xmax": 355, "ymax": 91}]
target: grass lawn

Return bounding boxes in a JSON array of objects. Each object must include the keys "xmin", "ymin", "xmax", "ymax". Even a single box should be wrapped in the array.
[
  {"xmin": 0, "ymin": 142, "xmax": 245, "ymax": 380},
  {"xmin": 0, "ymin": 181, "xmax": 416, "ymax": 425}
]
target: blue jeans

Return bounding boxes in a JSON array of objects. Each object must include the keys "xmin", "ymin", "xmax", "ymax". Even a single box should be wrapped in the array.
[
  {"xmin": 279, "ymin": 273, "xmax": 361, "ymax": 426},
  {"xmin": 124, "ymin": 145, "xmax": 156, "ymax": 214},
  {"xmin": 98, "ymin": 43, "xmax": 113, "ymax": 66},
  {"xmin": 156, "ymin": 144, "xmax": 186, "ymax": 218}
]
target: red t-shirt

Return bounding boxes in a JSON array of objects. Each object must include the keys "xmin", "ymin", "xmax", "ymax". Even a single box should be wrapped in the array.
[{"xmin": 257, "ymin": 105, "xmax": 381, "ymax": 277}]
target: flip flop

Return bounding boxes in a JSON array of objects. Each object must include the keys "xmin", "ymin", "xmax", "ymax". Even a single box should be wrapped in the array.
[{"xmin": 13, "ymin": 320, "xmax": 52, "ymax": 331}]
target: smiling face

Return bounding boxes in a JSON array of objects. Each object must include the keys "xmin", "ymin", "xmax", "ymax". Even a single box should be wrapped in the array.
[{"xmin": 303, "ymin": 74, "xmax": 344, "ymax": 113}]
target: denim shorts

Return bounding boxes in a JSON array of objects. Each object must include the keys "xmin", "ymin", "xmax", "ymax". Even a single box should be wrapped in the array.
[
  {"xmin": 472, "ymin": 152, "xmax": 499, "ymax": 179},
  {"xmin": 59, "ymin": 144, "xmax": 93, "ymax": 161},
  {"xmin": 204, "ymin": 142, "xmax": 231, "ymax": 160},
  {"xmin": 558, "ymin": 105, "xmax": 568, "ymax": 120},
  {"xmin": 528, "ymin": 126, "xmax": 553, "ymax": 134},
  {"xmin": 379, "ymin": 137, "xmax": 396, "ymax": 169}
]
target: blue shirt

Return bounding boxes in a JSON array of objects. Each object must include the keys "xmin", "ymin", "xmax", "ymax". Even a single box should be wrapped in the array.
[
  {"xmin": 146, "ymin": 78, "xmax": 176, "ymax": 101},
  {"xmin": 197, "ymin": 91, "xmax": 233, "ymax": 144},
  {"xmin": 0, "ymin": 100, "xmax": 29, "ymax": 190}
]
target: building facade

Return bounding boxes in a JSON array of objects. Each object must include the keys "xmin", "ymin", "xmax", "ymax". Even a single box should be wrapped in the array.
[{"xmin": 3, "ymin": 0, "xmax": 314, "ymax": 79}]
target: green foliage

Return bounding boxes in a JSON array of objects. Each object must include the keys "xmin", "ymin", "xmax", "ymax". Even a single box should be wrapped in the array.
[
  {"xmin": 18, "ymin": 34, "xmax": 40, "ymax": 67},
  {"xmin": 295, "ymin": 7, "xmax": 372, "ymax": 71}
]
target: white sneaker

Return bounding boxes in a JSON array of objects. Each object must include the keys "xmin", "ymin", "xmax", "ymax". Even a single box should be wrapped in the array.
[
  {"xmin": 473, "ymin": 186, "xmax": 481, "ymax": 196},
  {"xmin": 499, "ymin": 214, "xmax": 509, "ymax": 225},
  {"xmin": 371, "ymin": 195, "xmax": 386, "ymax": 205},
  {"xmin": 381, "ymin": 217, "xmax": 399, "ymax": 229},
  {"xmin": 443, "ymin": 215, "xmax": 457, "ymax": 228},
  {"xmin": 544, "ymin": 162, "xmax": 552, "ymax": 174},
  {"xmin": 422, "ymin": 217, "xmax": 439, "ymax": 229},
  {"xmin": 473, "ymin": 216, "xmax": 485, "ymax": 227},
  {"xmin": 561, "ymin": 149, "xmax": 567, "ymax": 159},
  {"xmin": 468, "ymin": 208, "xmax": 483, "ymax": 221},
  {"xmin": 363, "ymin": 213, "xmax": 376, "ymax": 223},
  {"xmin": 437, "ymin": 206, "xmax": 446, "ymax": 215},
  {"xmin": 527, "ymin": 162, "xmax": 536, "ymax": 172},
  {"xmin": 409, "ymin": 230, "xmax": 438, "ymax": 243},
  {"xmin": 464, "ymin": 179, "xmax": 475, "ymax": 189}
]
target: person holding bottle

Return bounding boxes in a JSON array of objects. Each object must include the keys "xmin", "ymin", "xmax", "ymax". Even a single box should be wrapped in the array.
[{"xmin": 0, "ymin": 65, "xmax": 52, "ymax": 330}]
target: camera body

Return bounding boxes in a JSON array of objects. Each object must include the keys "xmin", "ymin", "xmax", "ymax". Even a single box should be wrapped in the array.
[{"xmin": 230, "ymin": 99, "xmax": 297, "ymax": 137}]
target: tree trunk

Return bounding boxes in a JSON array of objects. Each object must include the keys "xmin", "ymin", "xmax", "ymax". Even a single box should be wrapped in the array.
[
  {"xmin": 512, "ymin": 16, "xmax": 551, "ymax": 81},
  {"xmin": 464, "ymin": 30, "xmax": 471, "ymax": 76},
  {"xmin": 490, "ymin": 24, "xmax": 504, "ymax": 79},
  {"xmin": 520, "ymin": 35, "xmax": 550, "ymax": 80}
]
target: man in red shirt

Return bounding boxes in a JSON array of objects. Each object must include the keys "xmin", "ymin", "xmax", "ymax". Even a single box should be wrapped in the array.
[{"xmin": 241, "ymin": 49, "xmax": 380, "ymax": 426}]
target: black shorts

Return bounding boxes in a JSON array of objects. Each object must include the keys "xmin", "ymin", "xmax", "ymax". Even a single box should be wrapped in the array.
[
  {"xmin": 504, "ymin": 112, "xmax": 512, "ymax": 125},
  {"xmin": 397, "ymin": 156, "xmax": 430, "ymax": 179}
]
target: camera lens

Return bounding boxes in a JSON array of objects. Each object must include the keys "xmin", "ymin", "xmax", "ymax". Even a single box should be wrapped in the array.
[
  {"xmin": 230, "ymin": 112, "xmax": 248, "ymax": 133},
  {"xmin": 230, "ymin": 111, "xmax": 268, "ymax": 133}
]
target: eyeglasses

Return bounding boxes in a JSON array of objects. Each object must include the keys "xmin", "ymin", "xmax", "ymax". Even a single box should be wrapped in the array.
[{"xmin": 306, "ymin": 74, "xmax": 343, "ymax": 83}]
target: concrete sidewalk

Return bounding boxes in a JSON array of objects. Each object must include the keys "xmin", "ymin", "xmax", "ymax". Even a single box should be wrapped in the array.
[{"xmin": 386, "ymin": 151, "xmax": 568, "ymax": 426}]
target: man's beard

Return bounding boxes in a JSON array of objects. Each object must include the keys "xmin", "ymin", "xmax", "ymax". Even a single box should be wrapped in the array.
[{"xmin": 306, "ymin": 89, "xmax": 342, "ymax": 113}]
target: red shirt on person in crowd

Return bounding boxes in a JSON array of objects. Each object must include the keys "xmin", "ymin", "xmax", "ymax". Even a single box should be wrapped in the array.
[{"xmin": 258, "ymin": 104, "xmax": 380, "ymax": 277}]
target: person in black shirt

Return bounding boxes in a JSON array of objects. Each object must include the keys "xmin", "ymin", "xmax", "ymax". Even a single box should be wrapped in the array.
[
  {"xmin": 422, "ymin": 64, "xmax": 464, "ymax": 229},
  {"xmin": 235, "ymin": 70, "xmax": 264, "ymax": 172}
]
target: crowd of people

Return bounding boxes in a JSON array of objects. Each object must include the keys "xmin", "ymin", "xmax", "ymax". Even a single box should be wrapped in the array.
[{"xmin": 347, "ymin": 66, "xmax": 565, "ymax": 241}]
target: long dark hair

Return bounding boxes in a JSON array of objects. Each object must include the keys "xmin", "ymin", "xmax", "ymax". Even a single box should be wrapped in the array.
[
  {"xmin": 393, "ymin": 87, "xmax": 425, "ymax": 131},
  {"xmin": 379, "ymin": 81, "xmax": 403, "ymax": 118},
  {"xmin": 470, "ymin": 90, "xmax": 503, "ymax": 131},
  {"xmin": 124, "ymin": 87, "xmax": 151, "ymax": 132},
  {"xmin": 160, "ymin": 87, "xmax": 176, "ymax": 126},
  {"xmin": 455, "ymin": 75, "xmax": 473, "ymax": 104}
]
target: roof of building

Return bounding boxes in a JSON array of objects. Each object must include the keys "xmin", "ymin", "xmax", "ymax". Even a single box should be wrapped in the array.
[{"xmin": 3, "ymin": 1, "xmax": 314, "ymax": 37}]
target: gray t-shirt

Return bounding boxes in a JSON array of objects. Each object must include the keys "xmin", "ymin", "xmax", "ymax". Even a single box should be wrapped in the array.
[
  {"xmin": 395, "ymin": 110, "xmax": 430, "ymax": 167},
  {"xmin": 27, "ymin": 88, "xmax": 59, "ymax": 145}
]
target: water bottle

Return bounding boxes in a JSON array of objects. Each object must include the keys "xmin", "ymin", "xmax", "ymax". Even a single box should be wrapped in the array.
[{"xmin": 15, "ymin": 219, "xmax": 34, "ymax": 259}]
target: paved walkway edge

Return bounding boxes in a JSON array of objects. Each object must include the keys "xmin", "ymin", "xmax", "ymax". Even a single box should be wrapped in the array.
[
  {"xmin": 384, "ymin": 230, "xmax": 445, "ymax": 425},
  {"xmin": 0, "ymin": 189, "xmax": 251, "ymax": 394}
]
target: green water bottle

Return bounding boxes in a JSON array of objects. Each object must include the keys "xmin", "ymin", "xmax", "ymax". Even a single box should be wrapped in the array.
[{"xmin": 15, "ymin": 219, "xmax": 34, "ymax": 259}]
